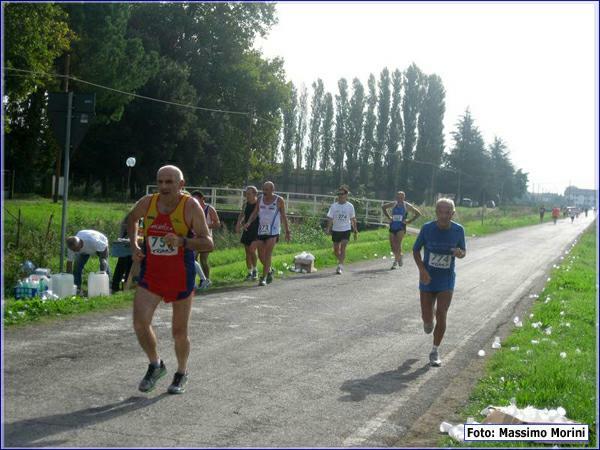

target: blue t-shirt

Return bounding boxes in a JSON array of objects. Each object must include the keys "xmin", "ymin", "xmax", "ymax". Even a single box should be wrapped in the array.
[
  {"xmin": 390, "ymin": 203, "xmax": 407, "ymax": 231},
  {"xmin": 413, "ymin": 220, "xmax": 466, "ymax": 279}
]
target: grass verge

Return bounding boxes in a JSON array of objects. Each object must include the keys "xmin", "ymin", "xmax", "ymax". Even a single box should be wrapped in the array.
[{"xmin": 441, "ymin": 222, "xmax": 597, "ymax": 447}]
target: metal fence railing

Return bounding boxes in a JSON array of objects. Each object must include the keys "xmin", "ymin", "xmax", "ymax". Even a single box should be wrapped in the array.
[{"xmin": 145, "ymin": 185, "xmax": 394, "ymax": 225}]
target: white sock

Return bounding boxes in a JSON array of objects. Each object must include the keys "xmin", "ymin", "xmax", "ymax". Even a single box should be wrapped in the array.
[{"xmin": 432, "ymin": 345, "xmax": 439, "ymax": 353}]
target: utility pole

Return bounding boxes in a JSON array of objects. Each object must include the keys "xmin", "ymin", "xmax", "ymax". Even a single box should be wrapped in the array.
[
  {"xmin": 245, "ymin": 111, "xmax": 253, "ymax": 187},
  {"xmin": 58, "ymin": 92, "xmax": 73, "ymax": 272},
  {"xmin": 53, "ymin": 54, "xmax": 70, "ymax": 203}
]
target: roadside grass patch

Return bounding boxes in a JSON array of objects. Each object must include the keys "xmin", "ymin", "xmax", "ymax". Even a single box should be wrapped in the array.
[
  {"xmin": 442, "ymin": 224, "xmax": 597, "ymax": 447},
  {"xmin": 3, "ymin": 291, "xmax": 132, "ymax": 326}
]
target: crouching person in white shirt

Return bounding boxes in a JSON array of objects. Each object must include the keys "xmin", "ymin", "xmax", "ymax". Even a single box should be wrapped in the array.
[{"xmin": 66, "ymin": 229, "xmax": 110, "ymax": 293}]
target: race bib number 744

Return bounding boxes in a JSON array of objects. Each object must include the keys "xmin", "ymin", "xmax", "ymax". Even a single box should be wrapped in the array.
[
  {"xmin": 258, "ymin": 224, "xmax": 271, "ymax": 235},
  {"xmin": 149, "ymin": 236, "xmax": 178, "ymax": 256},
  {"xmin": 428, "ymin": 252, "xmax": 451, "ymax": 269}
]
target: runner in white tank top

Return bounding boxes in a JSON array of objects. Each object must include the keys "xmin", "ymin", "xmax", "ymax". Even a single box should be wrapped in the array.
[{"xmin": 244, "ymin": 181, "xmax": 291, "ymax": 286}]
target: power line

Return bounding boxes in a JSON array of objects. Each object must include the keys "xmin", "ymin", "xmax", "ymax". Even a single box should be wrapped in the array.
[{"xmin": 5, "ymin": 67, "xmax": 253, "ymax": 118}]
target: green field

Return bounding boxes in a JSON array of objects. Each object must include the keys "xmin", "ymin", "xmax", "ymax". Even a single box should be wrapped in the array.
[
  {"xmin": 3, "ymin": 198, "xmax": 542, "ymax": 325},
  {"xmin": 442, "ymin": 223, "xmax": 597, "ymax": 447}
]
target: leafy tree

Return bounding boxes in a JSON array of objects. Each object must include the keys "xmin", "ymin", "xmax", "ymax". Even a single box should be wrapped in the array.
[
  {"xmin": 346, "ymin": 78, "xmax": 365, "ymax": 187},
  {"xmin": 400, "ymin": 63, "xmax": 425, "ymax": 195},
  {"xmin": 488, "ymin": 137, "xmax": 519, "ymax": 204},
  {"xmin": 320, "ymin": 93, "xmax": 334, "ymax": 173},
  {"xmin": 74, "ymin": 57, "xmax": 204, "ymax": 196},
  {"xmin": 386, "ymin": 69, "xmax": 403, "ymax": 195},
  {"xmin": 306, "ymin": 79, "xmax": 324, "ymax": 192},
  {"xmin": 4, "ymin": 3, "xmax": 73, "ymax": 103},
  {"xmin": 63, "ymin": 3, "xmax": 159, "ymax": 124},
  {"xmin": 295, "ymin": 84, "xmax": 309, "ymax": 172},
  {"xmin": 128, "ymin": 2, "xmax": 286, "ymax": 186},
  {"xmin": 374, "ymin": 68, "xmax": 391, "ymax": 194},
  {"xmin": 413, "ymin": 74, "xmax": 446, "ymax": 204},
  {"xmin": 281, "ymin": 82, "xmax": 297, "ymax": 190},
  {"xmin": 3, "ymin": 2, "xmax": 73, "ymax": 187},
  {"xmin": 446, "ymin": 108, "xmax": 489, "ymax": 203},
  {"xmin": 333, "ymin": 78, "xmax": 349, "ymax": 187},
  {"xmin": 359, "ymin": 74, "xmax": 377, "ymax": 188}
]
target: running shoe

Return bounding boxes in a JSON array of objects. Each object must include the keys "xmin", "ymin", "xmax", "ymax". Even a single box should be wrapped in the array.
[
  {"xmin": 266, "ymin": 269, "xmax": 274, "ymax": 284},
  {"xmin": 244, "ymin": 273, "xmax": 254, "ymax": 281},
  {"xmin": 391, "ymin": 261, "xmax": 398, "ymax": 270},
  {"xmin": 398, "ymin": 256, "xmax": 404, "ymax": 266},
  {"xmin": 423, "ymin": 322, "xmax": 434, "ymax": 334},
  {"xmin": 138, "ymin": 361, "xmax": 167, "ymax": 392},
  {"xmin": 429, "ymin": 350, "xmax": 442, "ymax": 367},
  {"xmin": 167, "ymin": 372, "xmax": 188, "ymax": 394},
  {"xmin": 335, "ymin": 265, "xmax": 343, "ymax": 275},
  {"xmin": 198, "ymin": 279, "xmax": 212, "ymax": 290},
  {"xmin": 251, "ymin": 269, "xmax": 258, "ymax": 280},
  {"xmin": 258, "ymin": 277, "xmax": 267, "ymax": 286}
]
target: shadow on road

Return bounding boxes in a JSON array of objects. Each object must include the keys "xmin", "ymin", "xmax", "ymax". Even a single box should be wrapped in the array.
[
  {"xmin": 338, "ymin": 358, "xmax": 429, "ymax": 402},
  {"xmin": 351, "ymin": 267, "xmax": 393, "ymax": 276},
  {"xmin": 4, "ymin": 394, "xmax": 168, "ymax": 447}
]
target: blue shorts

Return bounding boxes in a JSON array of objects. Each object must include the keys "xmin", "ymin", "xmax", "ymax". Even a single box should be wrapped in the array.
[
  {"xmin": 419, "ymin": 272, "xmax": 455, "ymax": 292},
  {"xmin": 389, "ymin": 225, "xmax": 406, "ymax": 235}
]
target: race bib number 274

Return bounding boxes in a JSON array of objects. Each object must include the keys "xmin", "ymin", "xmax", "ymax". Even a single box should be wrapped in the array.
[{"xmin": 428, "ymin": 252, "xmax": 451, "ymax": 269}]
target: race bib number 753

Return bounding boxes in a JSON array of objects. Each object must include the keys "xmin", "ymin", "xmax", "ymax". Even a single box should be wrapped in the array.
[
  {"xmin": 149, "ymin": 236, "xmax": 177, "ymax": 256},
  {"xmin": 428, "ymin": 252, "xmax": 451, "ymax": 269}
]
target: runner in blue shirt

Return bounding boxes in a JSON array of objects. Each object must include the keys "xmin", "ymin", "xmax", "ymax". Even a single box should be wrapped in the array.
[
  {"xmin": 413, "ymin": 198, "xmax": 466, "ymax": 367},
  {"xmin": 382, "ymin": 191, "xmax": 422, "ymax": 269}
]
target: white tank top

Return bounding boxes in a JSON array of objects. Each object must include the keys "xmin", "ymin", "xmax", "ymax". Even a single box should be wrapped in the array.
[{"xmin": 258, "ymin": 195, "xmax": 281, "ymax": 236}]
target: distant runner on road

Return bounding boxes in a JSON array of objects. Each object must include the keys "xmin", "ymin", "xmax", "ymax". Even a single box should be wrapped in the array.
[
  {"xmin": 382, "ymin": 191, "xmax": 422, "ymax": 269},
  {"xmin": 413, "ymin": 198, "xmax": 466, "ymax": 367},
  {"xmin": 245, "ymin": 181, "xmax": 291, "ymax": 286},
  {"xmin": 325, "ymin": 185, "xmax": 358, "ymax": 275},
  {"xmin": 127, "ymin": 165, "xmax": 213, "ymax": 394},
  {"xmin": 539, "ymin": 206, "xmax": 546, "ymax": 223},
  {"xmin": 551, "ymin": 206, "xmax": 560, "ymax": 225}
]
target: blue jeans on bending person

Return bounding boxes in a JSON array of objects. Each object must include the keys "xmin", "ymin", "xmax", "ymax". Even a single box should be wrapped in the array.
[{"xmin": 73, "ymin": 248, "xmax": 110, "ymax": 289}]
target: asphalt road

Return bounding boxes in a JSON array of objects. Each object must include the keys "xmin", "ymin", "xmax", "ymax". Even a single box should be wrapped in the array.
[{"xmin": 3, "ymin": 214, "xmax": 595, "ymax": 447}]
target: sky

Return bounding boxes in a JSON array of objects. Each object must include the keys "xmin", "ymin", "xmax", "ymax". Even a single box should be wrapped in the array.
[{"xmin": 255, "ymin": 2, "xmax": 598, "ymax": 195}]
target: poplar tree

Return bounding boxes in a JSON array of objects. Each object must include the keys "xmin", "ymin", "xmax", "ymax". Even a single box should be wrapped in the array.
[
  {"xmin": 346, "ymin": 78, "xmax": 365, "ymax": 186},
  {"xmin": 386, "ymin": 69, "xmax": 403, "ymax": 195},
  {"xmin": 281, "ymin": 81, "xmax": 298, "ymax": 191},
  {"xmin": 359, "ymin": 74, "xmax": 377, "ymax": 188},
  {"xmin": 374, "ymin": 68, "xmax": 391, "ymax": 194}
]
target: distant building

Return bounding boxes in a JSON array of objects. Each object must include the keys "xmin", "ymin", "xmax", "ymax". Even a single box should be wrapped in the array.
[{"xmin": 563, "ymin": 186, "xmax": 597, "ymax": 208}]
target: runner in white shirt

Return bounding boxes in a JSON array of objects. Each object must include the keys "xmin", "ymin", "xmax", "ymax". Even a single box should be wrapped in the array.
[
  {"xmin": 66, "ymin": 229, "xmax": 110, "ymax": 293},
  {"xmin": 325, "ymin": 186, "xmax": 358, "ymax": 275}
]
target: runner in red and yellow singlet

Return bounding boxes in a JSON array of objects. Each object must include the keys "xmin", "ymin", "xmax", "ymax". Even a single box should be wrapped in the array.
[{"xmin": 127, "ymin": 165, "xmax": 213, "ymax": 395}]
